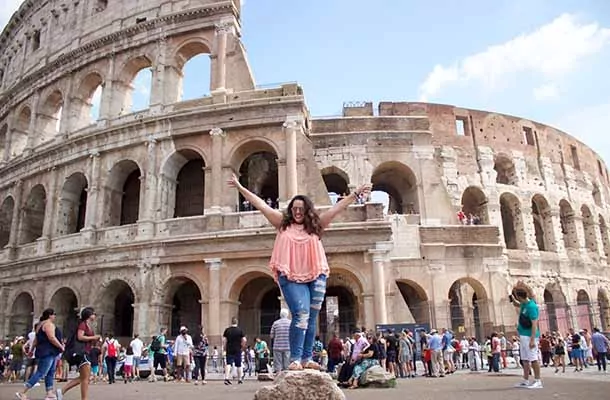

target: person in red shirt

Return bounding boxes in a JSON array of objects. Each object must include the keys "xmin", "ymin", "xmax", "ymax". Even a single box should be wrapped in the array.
[{"xmin": 327, "ymin": 334, "xmax": 344, "ymax": 373}]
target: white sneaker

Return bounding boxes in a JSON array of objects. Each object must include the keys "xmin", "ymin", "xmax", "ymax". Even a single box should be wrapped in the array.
[
  {"xmin": 56, "ymin": 388, "xmax": 63, "ymax": 400},
  {"xmin": 514, "ymin": 380, "xmax": 531, "ymax": 388},
  {"xmin": 527, "ymin": 380, "xmax": 543, "ymax": 389}
]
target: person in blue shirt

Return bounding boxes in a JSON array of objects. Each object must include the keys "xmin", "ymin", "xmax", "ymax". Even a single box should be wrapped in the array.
[
  {"xmin": 427, "ymin": 329, "xmax": 444, "ymax": 377},
  {"xmin": 510, "ymin": 287, "xmax": 542, "ymax": 389}
]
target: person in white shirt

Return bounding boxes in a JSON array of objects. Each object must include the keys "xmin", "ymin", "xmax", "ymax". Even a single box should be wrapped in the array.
[
  {"xmin": 174, "ymin": 326, "xmax": 193, "ymax": 382},
  {"xmin": 129, "ymin": 334, "xmax": 144, "ymax": 379},
  {"xmin": 460, "ymin": 337, "xmax": 469, "ymax": 369}
]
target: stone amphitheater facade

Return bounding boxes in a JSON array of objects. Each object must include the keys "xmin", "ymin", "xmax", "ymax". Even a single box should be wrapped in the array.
[{"xmin": 0, "ymin": 0, "xmax": 609, "ymax": 345}]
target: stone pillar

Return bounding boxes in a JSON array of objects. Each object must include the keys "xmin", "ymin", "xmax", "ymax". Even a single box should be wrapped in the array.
[
  {"xmin": 205, "ymin": 258, "xmax": 223, "ymax": 346},
  {"xmin": 207, "ymin": 128, "xmax": 225, "ymax": 214},
  {"xmin": 38, "ymin": 167, "xmax": 58, "ymax": 253},
  {"xmin": 369, "ymin": 248, "xmax": 389, "ymax": 325},
  {"xmin": 82, "ymin": 150, "xmax": 101, "ymax": 245},
  {"xmin": 2, "ymin": 115, "xmax": 13, "ymax": 164},
  {"xmin": 211, "ymin": 21, "xmax": 233, "ymax": 93},
  {"xmin": 23, "ymin": 91, "xmax": 40, "ymax": 154},
  {"xmin": 138, "ymin": 137, "xmax": 158, "ymax": 239},
  {"xmin": 59, "ymin": 78, "xmax": 73, "ymax": 138},
  {"xmin": 98, "ymin": 53, "xmax": 116, "ymax": 121},
  {"xmin": 150, "ymin": 35, "xmax": 169, "ymax": 108},
  {"xmin": 572, "ymin": 215, "xmax": 589, "ymax": 257},
  {"xmin": 521, "ymin": 205, "xmax": 539, "ymax": 251},
  {"xmin": 283, "ymin": 116, "xmax": 301, "ymax": 200},
  {"xmin": 549, "ymin": 207, "xmax": 567, "ymax": 256},
  {"xmin": 7, "ymin": 180, "xmax": 23, "ymax": 259}
]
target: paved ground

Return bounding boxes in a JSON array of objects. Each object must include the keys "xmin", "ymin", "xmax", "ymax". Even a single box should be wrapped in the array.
[{"xmin": 0, "ymin": 369, "xmax": 607, "ymax": 400}]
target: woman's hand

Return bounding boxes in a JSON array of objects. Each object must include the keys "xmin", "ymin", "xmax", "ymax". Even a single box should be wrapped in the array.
[
  {"xmin": 356, "ymin": 183, "xmax": 372, "ymax": 198},
  {"xmin": 227, "ymin": 173, "xmax": 241, "ymax": 189}
]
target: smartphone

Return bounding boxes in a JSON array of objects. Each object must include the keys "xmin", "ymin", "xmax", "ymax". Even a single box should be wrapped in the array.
[{"xmin": 508, "ymin": 294, "xmax": 514, "ymax": 302}]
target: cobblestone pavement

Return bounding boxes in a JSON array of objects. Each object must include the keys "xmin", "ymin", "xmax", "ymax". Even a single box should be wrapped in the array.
[{"xmin": 0, "ymin": 369, "xmax": 607, "ymax": 400}]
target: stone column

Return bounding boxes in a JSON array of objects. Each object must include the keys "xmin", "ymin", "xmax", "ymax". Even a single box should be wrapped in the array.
[
  {"xmin": 138, "ymin": 137, "xmax": 158, "ymax": 239},
  {"xmin": 2, "ymin": 115, "xmax": 14, "ymax": 164},
  {"xmin": 205, "ymin": 258, "xmax": 223, "ymax": 346},
  {"xmin": 38, "ymin": 167, "xmax": 58, "ymax": 254},
  {"xmin": 369, "ymin": 249, "xmax": 389, "ymax": 325},
  {"xmin": 98, "ymin": 53, "xmax": 116, "ymax": 121},
  {"xmin": 207, "ymin": 128, "xmax": 225, "ymax": 214},
  {"xmin": 82, "ymin": 150, "xmax": 101, "ymax": 245},
  {"xmin": 572, "ymin": 215, "xmax": 589, "ymax": 258},
  {"xmin": 59, "ymin": 77, "xmax": 73, "ymax": 138},
  {"xmin": 7, "ymin": 180, "xmax": 23, "ymax": 259},
  {"xmin": 521, "ymin": 205, "xmax": 539, "ymax": 251},
  {"xmin": 283, "ymin": 116, "xmax": 301, "ymax": 200},
  {"xmin": 150, "ymin": 35, "xmax": 169, "ymax": 108},
  {"xmin": 549, "ymin": 207, "xmax": 567, "ymax": 256},
  {"xmin": 211, "ymin": 21, "xmax": 233, "ymax": 93},
  {"xmin": 23, "ymin": 91, "xmax": 40, "ymax": 154}
]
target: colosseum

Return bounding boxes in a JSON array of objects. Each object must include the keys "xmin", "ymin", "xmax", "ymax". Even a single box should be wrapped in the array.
[{"xmin": 0, "ymin": 0, "xmax": 609, "ymax": 346}]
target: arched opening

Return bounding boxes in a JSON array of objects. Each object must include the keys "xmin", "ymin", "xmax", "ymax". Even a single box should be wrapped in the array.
[
  {"xmin": 0, "ymin": 196, "xmax": 14, "ymax": 248},
  {"xmin": 49, "ymin": 288, "xmax": 79, "ymax": 335},
  {"xmin": 19, "ymin": 184, "xmax": 46, "ymax": 244},
  {"xmin": 575, "ymin": 290, "xmax": 593, "ymax": 332},
  {"xmin": 237, "ymin": 276, "xmax": 279, "ymax": 341},
  {"xmin": 105, "ymin": 160, "xmax": 141, "ymax": 226},
  {"xmin": 581, "ymin": 205, "xmax": 599, "ymax": 253},
  {"xmin": 540, "ymin": 285, "xmax": 568, "ymax": 335},
  {"xmin": 10, "ymin": 292, "xmax": 34, "ymax": 337},
  {"xmin": 371, "ymin": 161, "xmax": 418, "ymax": 215},
  {"xmin": 120, "ymin": 56, "xmax": 152, "ymax": 114},
  {"xmin": 176, "ymin": 42, "xmax": 211, "ymax": 101},
  {"xmin": 169, "ymin": 278, "xmax": 202, "ymax": 337},
  {"xmin": 321, "ymin": 167, "xmax": 350, "ymax": 201},
  {"xmin": 460, "ymin": 186, "xmax": 489, "ymax": 224},
  {"xmin": 598, "ymin": 289, "xmax": 610, "ymax": 331},
  {"xmin": 320, "ymin": 285, "xmax": 358, "ymax": 343},
  {"xmin": 73, "ymin": 72, "xmax": 104, "ymax": 130},
  {"xmin": 532, "ymin": 194, "xmax": 555, "ymax": 252},
  {"xmin": 395, "ymin": 281, "xmax": 430, "ymax": 325},
  {"xmin": 500, "ymin": 192, "xmax": 524, "ymax": 250},
  {"xmin": 448, "ymin": 279, "xmax": 488, "ymax": 340},
  {"xmin": 161, "ymin": 150, "xmax": 206, "ymax": 218},
  {"xmin": 37, "ymin": 90, "xmax": 63, "ymax": 146},
  {"xmin": 598, "ymin": 215, "xmax": 610, "ymax": 258},
  {"xmin": 494, "ymin": 154, "xmax": 517, "ymax": 185},
  {"xmin": 592, "ymin": 184, "xmax": 602, "ymax": 207},
  {"xmin": 235, "ymin": 143, "xmax": 279, "ymax": 211},
  {"xmin": 98, "ymin": 280, "xmax": 134, "ymax": 339},
  {"xmin": 559, "ymin": 200, "xmax": 578, "ymax": 249},
  {"xmin": 11, "ymin": 106, "xmax": 31, "ymax": 156},
  {"xmin": 0, "ymin": 124, "xmax": 7, "ymax": 158},
  {"xmin": 57, "ymin": 172, "xmax": 88, "ymax": 235}
]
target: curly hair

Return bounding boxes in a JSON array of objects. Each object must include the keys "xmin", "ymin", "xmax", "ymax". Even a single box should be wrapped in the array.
[{"xmin": 280, "ymin": 195, "xmax": 324, "ymax": 237}]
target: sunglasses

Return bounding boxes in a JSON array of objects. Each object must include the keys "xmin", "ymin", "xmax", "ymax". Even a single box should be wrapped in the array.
[{"xmin": 291, "ymin": 207, "xmax": 304, "ymax": 212}]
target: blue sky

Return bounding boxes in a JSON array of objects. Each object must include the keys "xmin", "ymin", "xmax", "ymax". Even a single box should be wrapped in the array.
[{"xmin": 2, "ymin": 0, "xmax": 609, "ymax": 164}]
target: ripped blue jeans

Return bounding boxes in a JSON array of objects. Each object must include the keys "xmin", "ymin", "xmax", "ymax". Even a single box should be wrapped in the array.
[{"xmin": 278, "ymin": 274, "xmax": 327, "ymax": 363}]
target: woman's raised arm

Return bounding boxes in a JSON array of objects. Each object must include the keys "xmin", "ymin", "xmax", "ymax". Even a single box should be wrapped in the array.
[
  {"xmin": 320, "ymin": 183, "xmax": 372, "ymax": 229},
  {"xmin": 227, "ymin": 173, "xmax": 283, "ymax": 229}
]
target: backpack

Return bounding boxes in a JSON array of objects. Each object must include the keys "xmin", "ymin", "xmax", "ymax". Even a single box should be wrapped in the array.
[
  {"xmin": 106, "ymin": 340, "xmax": 117, "ymax": 358},
  {"xmin": 64, "ymin": 327, "xmax": 86, "ymax": 366},
  {"xmin": 150, "ymin": 336, "xmax": 162, "ymax": 352}
]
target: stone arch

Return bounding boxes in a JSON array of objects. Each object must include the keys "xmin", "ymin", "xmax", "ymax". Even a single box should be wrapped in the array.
[
  {"xmin": 461, "ymin": 186, "xmax": 489, "ymax": 224},
  {"xmin": 229, "ymin": 139, "xmax": 280, "ymax": 210},
  {"xmin": 0, "ymin": 195, "xmax": 14, "ymax": 247},
  {"xmin": 161, "ymin": 276, "xmax": 203, "ymax": 337},
  {"xmin": 448, "ymin": 277, "xmax": 490, "ymax": 339},
  {"xmin": 20, "ymin": 184, "xmax": 46, "ymax": 244},
  {"xmin": 36, "ymin": 89, "xmax": 64, "ymax": 146},
  {"xmin": 598, "ymin": 214, "xmax": 610, "ymax": 258},
  {"xmin": 0, "ymin": 123, "xmax": 6, "ymax": 158},
  {"xmin": 541, "ymin": 283, "xmax": 568, "ymax": 334},
  {"xmin": 598, "ymin": 288, "xmax": 610, "ymax": 331},
  {"xmin": 592, "ymin": 184, "xmax": 602, "ymax": 207},
  {"xmin": 9, "ymin": 291, "xmax": 34, "ymax": 337},
  {"xmin": 371, "ymin": 161, "xmax": 418, "ymax": 215},
  {"xmin": 499, "ymin": 192, "xmax": 525, "ymax": 250},
  {"xmin": 118, "ymin": 55, "xmax": 153, "ymax": 114},
  {"xmin": 57, "ymin": 172, "xmax": 88, "ymax": 236},
  {"xmin": 96, "ymin": 279, "xmax": 135, "ymax": 338},
  {"xmin": 321, "ymin": 268, "xmax": 364, "ymax": 340},
  {"xmin": 321, "ymin": 166, "xmax": 350, "ymax": 198},
  {"xmin": 160, "ymin": 149, "xmax": 206, "ymax": 219},
  {"xmin": 105, "ymin": 160, "xmax": 142, "ymax": 226},
  {"xmin": 11, "ymin": 105, "xmax": 31, "ymax": 156},
  {"xmin": 395, "ymin": 280, "xmax": 430, "ymax": 325},
  {"xmin": 575, "ymin": 289, "xmax": 593, "ymax": 332},
  {"xmin": 73, "ymin": 72, "xmax": 104, "ymax": 130},
  {"xmin": 494, "ymin": 153, "xmax": 517, "ymax": 185},
  {"xmin": 581, "ymin": 205, "xmax": 599, "ymax": 253},
  {"xmin": 559, "ymin": 199, "xmax": 578, "ymax": 249},
  {"xmin": 174, "ymin": 39, "xmax": 212, "ymax": 101},
  {"xmin": 531, "ymin": 194, "xmax": 555, "ymax": 252},
  {"xmin": 49, "ymin": 287, "xmax": 79, "ymax": 336},
  {"xmin": 230, "ymin": 271, "xmax": 279, "ymax": 340}
]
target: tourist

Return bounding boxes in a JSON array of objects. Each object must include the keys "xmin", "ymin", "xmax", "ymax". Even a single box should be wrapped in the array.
[
  {"xmin": 89, "ymin": 341, "xmax": 102, "ymax": 384},
  {"xmin": 346, "ymin": 334, "xmax": 381, "ymax": 389},
  {"xmin": 173, "ymin": 326, "xmax": 193, "ymax": 382},
  {"xmin": 510, "ymin": 287, "xmax": 543, "ymax": 389},
  {"xmin": 223, "ymin": 317, "xmax": 245, "ymax": 385},
  {"xmin": 327, "ymin": 334, "xmax": 343, "ymax": 374},
  {"xmin": 17, "ymin": 308, "xmax": 64, "ymax": 400},
  {"xmin": 254, "ymin": 337, "xmax": 269, "ymax": 374},
  {"xmin": 123, "ymin": 346, "xmax": 134, "ymax": 383},
  {"xmin": 228, "ymin": 173, "xmax": 371, "ymax": 370},
  {"xmin": 270, "ymin": 309, "xmax": 291, "ymax": 373},
  {"xmin": 149, "ymin": 328, "xmax": 169, "ymax": 382},
  {"xmin": 428, "ymin": 329, "xmax": 444, "ymax": 377},
  {"xmin": 591, "ymin": 327, "xmax": 610, "ymax": 372},
  {"xmin": 56, "ymin": 306, "xmax": 101, "ymax": 400},
  {"xmin": 398, "ymin": 330, "xmax": 414, "ymax": 378},
  {"xmin": 8, "ymin": 336, "xmax": 24, "ymax": 383},
  {"xmin": 102, "ymin": 333, "xmax": 120, "ymax": 384},
  {"xmin": 192, "ymin": 325, "xmax": 209, "ymax": 385},
  {"xmin": 553, "ymin": 336, "xmax": 566, "ymax": 373},
  {"xmin": 129, "ymin": 334, "xmax": 144, "ymax": 380}
]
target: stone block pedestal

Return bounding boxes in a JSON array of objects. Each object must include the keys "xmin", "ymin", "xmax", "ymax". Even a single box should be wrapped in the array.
[{"xmin": 254, "ymin": 370, "xmax": 345, "ymax": 400}]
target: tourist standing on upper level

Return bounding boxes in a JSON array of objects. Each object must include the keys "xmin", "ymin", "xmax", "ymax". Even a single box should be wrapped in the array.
[
  {"xmin": 228, "ymin": 173, "xmax": 371, "ymax": 371},
  {"xmin": 591, "ymin": 327, "xmax": 610, "ymax": 372},
  {"xmin": 511, "ymin": 288, "xmax": 543, "ymax": 389},
  {"xmin": 270, "ymin": 309, "xmax": 291, "ymax": 373}
]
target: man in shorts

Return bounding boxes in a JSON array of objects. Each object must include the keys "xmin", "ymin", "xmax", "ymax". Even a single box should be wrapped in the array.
[
  {"xmin": 511, "ymin": 288, "xmax": 542, "ymax": 389},
  {"xmin": 223, "ymin": 317, "xmax": 245, "ymax": 385},
  {"xmin": 150, "ymin": 328, "xmax": 169, "ymax": 382}
]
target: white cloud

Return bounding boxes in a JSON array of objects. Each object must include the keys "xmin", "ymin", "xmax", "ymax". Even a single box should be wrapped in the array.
[
  {"xmin": 0, "ymin": 0, "xmax": 24, "ymax": 32},
  {"xmin": 532, "ymin": 83, "xmax": 559, "ymax": 101},
  {"xmin": 419, "ymin": 14, "xmax": 610, "ymax": 101}
]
